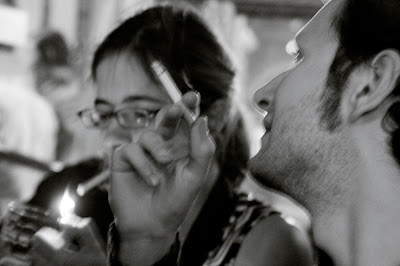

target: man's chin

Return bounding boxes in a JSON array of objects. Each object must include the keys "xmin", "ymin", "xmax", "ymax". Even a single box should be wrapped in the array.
[
  {"xmin": 260, "ymin": 131, "xmax": 271, "ymax": 147},
  {"xmin": 248, "ymin": 151, "xmax": 286, "ymax": 193},
  {"xmin": 248, "ymin": 154, "xmax": 271, "ymax": 187}
]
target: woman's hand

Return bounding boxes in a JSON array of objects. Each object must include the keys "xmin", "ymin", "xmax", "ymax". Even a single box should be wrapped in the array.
[{"xmin": 110, "ymin": 92, "xmax": 215, "ymax": 265}]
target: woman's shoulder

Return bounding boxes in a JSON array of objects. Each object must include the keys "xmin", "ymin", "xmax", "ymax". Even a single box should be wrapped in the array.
[
  {"xmin": 203, "ymin": 193, "xmax": 314, "ymax": 265},
  {"xmin": 235, "ymin": 212, "xmax": 314, "ymax": 265}
]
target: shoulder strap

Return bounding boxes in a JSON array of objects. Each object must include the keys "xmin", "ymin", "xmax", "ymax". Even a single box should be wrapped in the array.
[{"xmin": 203, "ymin": 194, "xmax": 277, "ymax": 266}]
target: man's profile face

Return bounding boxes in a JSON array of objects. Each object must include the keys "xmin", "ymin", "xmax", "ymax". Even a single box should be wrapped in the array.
[{"xmin": 249, "ymin": 0, "xmax": 355, "ymax": 215}]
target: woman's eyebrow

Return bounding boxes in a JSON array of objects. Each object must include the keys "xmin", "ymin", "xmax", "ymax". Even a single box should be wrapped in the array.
[
  {"xmin": 94, "ymin": 98, "xmax": 113, "ymax": 106},
  {"xmin": 122, "ymin": 95, "xmax": 166, "ymax": 104}
]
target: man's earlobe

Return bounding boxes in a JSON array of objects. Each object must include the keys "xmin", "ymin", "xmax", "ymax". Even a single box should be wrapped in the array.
[{"xmin": 349, "ymin": 49, "xmax": 400, "ymax": 122}]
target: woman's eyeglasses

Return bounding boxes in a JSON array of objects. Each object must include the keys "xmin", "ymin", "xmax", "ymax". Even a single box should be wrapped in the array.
[{"xmin": 77, "ymin": 107, "xmax": 158, "ymax": 129}]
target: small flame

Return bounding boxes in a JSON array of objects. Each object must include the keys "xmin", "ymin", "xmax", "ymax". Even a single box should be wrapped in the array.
[{"xmin": 59, "ymin": 189, "xmax": 75, "ymax": 221}]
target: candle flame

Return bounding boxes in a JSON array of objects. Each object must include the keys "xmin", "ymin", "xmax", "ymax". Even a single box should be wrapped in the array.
[{"xmin": 59, "ymin": 189, "xmax": 75, "ymax": 220}]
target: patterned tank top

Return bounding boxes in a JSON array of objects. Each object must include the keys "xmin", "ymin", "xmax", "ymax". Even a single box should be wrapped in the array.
[
  {"xmin": 203, "ymin": 193, "xmax": 277, "ymax": 266},
  {"xmin": 107, "ymin": 193, "xmax": 278, "ymax": 266}
]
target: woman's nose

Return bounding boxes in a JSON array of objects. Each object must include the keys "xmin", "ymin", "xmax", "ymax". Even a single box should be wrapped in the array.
[{"xmin": 101, "ymin": 120, "xmax": 132, "ymax": 147}]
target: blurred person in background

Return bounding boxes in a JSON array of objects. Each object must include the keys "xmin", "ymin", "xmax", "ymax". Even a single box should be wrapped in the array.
[
  {"xmin": 0, "ymin": 30, "xmax": 108, "ymax": 265},
  {"xmin": 33, "ymin": 30, "xmax": 103, "ymax": 163},
  {"xmin": 33, "ymin": 30, "xmax": 75, "ymax": 161},
  {"xmin": 26, "ymin": 4, "xmax": 313, "ymax": 266},
  {"xmin": 0, "ymin": 83, "xmax": 58, "ymax": 260},
  {"xmin": 0, "ymin": 84, "xmax": 58, "ymax": 210},
  {"xmin": 33, "ymin": 30, "xmax": 76, "ymax": 101}
]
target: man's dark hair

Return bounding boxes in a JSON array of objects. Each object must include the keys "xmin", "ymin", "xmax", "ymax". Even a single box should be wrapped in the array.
[{"xmin": 320, "ymin": 0, "xmax": 400, "ymax": 164}]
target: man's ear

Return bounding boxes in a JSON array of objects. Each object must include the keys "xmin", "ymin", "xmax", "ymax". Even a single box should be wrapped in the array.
[{"xmin": 348, "ymin": 49, "xmax": 400, "ymax": 122}]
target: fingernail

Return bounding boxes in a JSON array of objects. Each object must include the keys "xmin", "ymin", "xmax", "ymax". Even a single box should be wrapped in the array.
[
  {"xmin": 145, "ymin": 169, "xmax": 159, "ymax": 187},
  {"xmin": 151, "ymin": 174, "xmax": 160, "ymax": 186},
  {"xmin": 194, "ymin": 91, "xmax": 201, "ymax": 103},
  {"xmin": 199, "ymin": 116, "xmax": 209, "ymax": 135},
  {"xmin": 159, "ymin": 149, "xmax": 172, "ymax": 162},
  {"xmin": 159, "ymin": 149, "xmax": 169, "ymax": 158}
]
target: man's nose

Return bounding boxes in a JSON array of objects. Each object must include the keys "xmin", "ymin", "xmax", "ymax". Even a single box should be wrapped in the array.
[{"xmin": 253, "ymin": 72, "xmax": 286, "ymax": 114}]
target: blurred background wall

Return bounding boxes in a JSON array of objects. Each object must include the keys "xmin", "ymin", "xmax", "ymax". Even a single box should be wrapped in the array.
[{"xmin": 0, "ymin": 0, "xmax": 322, "ymax": 227}]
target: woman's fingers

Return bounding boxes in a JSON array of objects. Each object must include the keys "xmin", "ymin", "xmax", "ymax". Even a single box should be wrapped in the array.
[
  {"xmin": 137, "ymin": 131, "xmax": 173, "ymax": 163},
  {"xmin": 182, "ymin": 91, "xmax": 200, "ymax": 116},
  {"xmin": 155, "ymin": 92, "xmax": 200, "ymax": 139},
  {"xmin": 111, "ymin": 91, "xmax": 207, "ymax": 191},
  {"xmin": 113, "ymin": 143, "xmax": 162, "ymax": 188},
  {"xmin": 155, "ymin": 105, "xmax": 183, "ymax": 140},
  {"xmin": 186, "ymin": 116, "xmax": 215, "ymax": 185}
]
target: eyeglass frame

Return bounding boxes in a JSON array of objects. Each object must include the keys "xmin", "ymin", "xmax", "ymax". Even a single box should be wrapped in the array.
[{"xmin": 77, "ymin": 107, "xmax": 158, "ymax": 129}]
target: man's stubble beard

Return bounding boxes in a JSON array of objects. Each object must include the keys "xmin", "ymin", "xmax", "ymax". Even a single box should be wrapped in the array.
[{"xmin": 249, "ymin": 94, "xmax": 354, "ymax": 217}]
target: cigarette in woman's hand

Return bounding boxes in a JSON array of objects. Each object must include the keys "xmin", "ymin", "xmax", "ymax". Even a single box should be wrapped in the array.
[{"xmin": 150, "ymin": 60, "xmax": 197, "ymax": 124}]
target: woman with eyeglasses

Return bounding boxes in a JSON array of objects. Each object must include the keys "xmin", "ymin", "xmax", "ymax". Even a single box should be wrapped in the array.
[{"xmin": 20, "ymin": 4, "xmax": 313, "ymax": 266}]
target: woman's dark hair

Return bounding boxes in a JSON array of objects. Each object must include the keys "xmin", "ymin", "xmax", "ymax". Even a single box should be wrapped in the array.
[
  {"xmin": 325, "ymin": 0, "xmax": 400, "ymax": 164},
  {"xmin": 92, "ymin": 4, "xmax": 249, "ymax": 189}
]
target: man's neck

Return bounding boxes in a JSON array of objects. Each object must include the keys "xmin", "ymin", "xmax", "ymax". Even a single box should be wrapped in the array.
[
  {"xmin": 312, "ymin": 136, "xmax": 400, "ymax": 266},
  {"xmin": 313, "ymin": 205, "xmax": 351, "ymax": 266},
  {"xmin": 350, "ymin": 141, "xmax": 400, "ymax": 266},
  {"xmin": 309, "ymin": 128, "xmax": 356, "ymax": 266}
]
